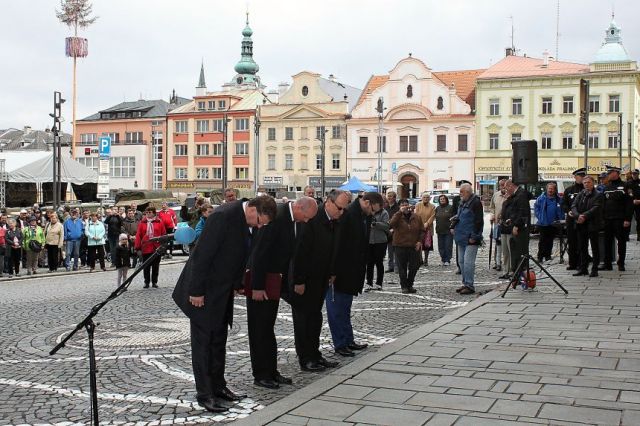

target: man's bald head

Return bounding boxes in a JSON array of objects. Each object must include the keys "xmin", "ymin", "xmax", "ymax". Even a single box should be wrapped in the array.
[{"xmin": 292, "ymin": 196, "xmax": 319, "ymax": 223}]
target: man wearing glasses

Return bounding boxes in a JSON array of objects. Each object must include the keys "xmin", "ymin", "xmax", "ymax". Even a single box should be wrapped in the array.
[
  {"xmin": 291, "ymin": 189, "xmax": 350, "ymax": 372},
  {"xmin": 172, "ymin": 195, "xmax": 277, "ymax": 413}
]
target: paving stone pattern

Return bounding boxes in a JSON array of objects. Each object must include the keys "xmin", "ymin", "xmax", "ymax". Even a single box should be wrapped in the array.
[{"xmin": 0, "ymin": 241, "xmax": 502, "ymax": 424}]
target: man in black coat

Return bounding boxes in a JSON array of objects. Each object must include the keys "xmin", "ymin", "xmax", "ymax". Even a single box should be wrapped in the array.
[
  {"xmin": 502, "ymin": 180, "xmax": 531, "ymax": 273},
  {"xmin": 291, "ymin": 189, "xmax": 350, "ymax": 372},
  {"xmin": 384, "ymin": 191, "xmax": 399, "ymax": 272},
  {"xmin": 247, "ymin": 197, "xmax": 318, "ymax": 389},
  {"xmin": 570, "ymin": 175, "xmax": 604, "ymax": 277},
  {"xmin": 629, "ymin": 169, "xmax": 640, "ymax": 241},
  {"xmin": 562, "ymin": 168, "xmax": 586, "ymax": 270},
  {"xmin": 602, "ymin": 166, "xmax": 634, "ymax": 271},
  {"xmin": 172, "ymin": 196, "xmax": 276, "ymax": 413},
  {"xmin": 328, "ymin": 192, "xmax": 384, "ymax": 357}
]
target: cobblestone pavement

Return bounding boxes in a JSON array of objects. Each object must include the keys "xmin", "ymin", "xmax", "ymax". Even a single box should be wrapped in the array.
[{"xmin": 0, "ymin": 232, "xmax": 515, "ymax": 425}]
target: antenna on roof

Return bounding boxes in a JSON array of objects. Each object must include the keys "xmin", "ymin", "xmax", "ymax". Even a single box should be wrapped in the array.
[{"xmin": 509, "ymin": 15, "xmax": 516, "ymax": 53}]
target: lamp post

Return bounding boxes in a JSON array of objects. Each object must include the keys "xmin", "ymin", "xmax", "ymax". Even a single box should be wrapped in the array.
[
  {"xmin": 375, "ymin": 97, "xmax": 385, "ymax": 193},
  {"xmin": 317, "ymin": 126, "xmax": 329, "ymax": 196},
  {"xmin": 618, "ymin": 113, "xmax": 623, "ymax": 169},
  {"xmin": 580, "ymin": 79, "xmax": 590, "ymax": 170},
  {"xmin": 50, "ymin": 91, "xmax": 65, "ymax": 209},
  {"xmin": 222, "ymin": 114, "xmax": 232, "ymax": 190},
  {"xmin": 253, "ymin": 110, "xmax": 261, "ymax": 194}
]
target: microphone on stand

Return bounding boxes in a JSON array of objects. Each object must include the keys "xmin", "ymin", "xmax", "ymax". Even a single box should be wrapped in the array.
[{"xmin": 146, "ymin": 226, "xmax": 196, "ymax": 245}]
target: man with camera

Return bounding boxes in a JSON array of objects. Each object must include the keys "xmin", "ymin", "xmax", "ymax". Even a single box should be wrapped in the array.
[{"xmin": 389, "ymin": 199, "xmax": 424, "ymax": 294}]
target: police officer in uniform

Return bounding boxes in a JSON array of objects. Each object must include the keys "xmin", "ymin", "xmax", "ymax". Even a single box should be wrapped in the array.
[
  {"xmin": 602, "ymin": 166, "xmax": 634, "ymax": 271},
  {"xmin": 562, "ymin": 168, "xmax": 585, "ymax": 270},
  {"xmin": 628, "ymin": 169, "xmax": 640, "ymax": 241}
]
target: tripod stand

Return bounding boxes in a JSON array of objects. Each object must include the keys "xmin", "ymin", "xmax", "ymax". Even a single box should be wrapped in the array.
[
  {"xmin": 501, "ymin": 253, "xmax": 568, "ymax": 298},
  {"xmin": 50, "ymin": 242, "xmax": 169, "ymax": 425}
]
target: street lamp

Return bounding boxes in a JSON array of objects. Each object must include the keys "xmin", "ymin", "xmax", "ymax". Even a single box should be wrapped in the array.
[
  {"xmin": 375, "ymin": 97, "xmax": 386, "ymax": 193},
  {"xmin": 317, "ymin": 125, "xmax": 329, "ymax": 196},
  {"xmin": 253, "ymin": 109, "xmax": 261, "ymax": 194},
  {"xmin": 49, "ymin": 91, "xmax": 65, "ymax": 208},
  {"xmin": 222, "ymin": 114, "xmax": 232, "ymax": 190}
]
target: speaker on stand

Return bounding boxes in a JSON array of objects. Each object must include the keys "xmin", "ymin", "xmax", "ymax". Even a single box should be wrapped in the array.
[{"xmin": 511, "ymin": 140, "xmax": 538, "ymax": 184}]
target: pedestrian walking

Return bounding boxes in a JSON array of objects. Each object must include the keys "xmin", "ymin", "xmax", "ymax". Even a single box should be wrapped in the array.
[
  {"xmin": 389, "ymin": 199, "xmax": 424, "ymax": 294},
  {"xmin": 534, "ymin": 182, "xmax": 564, "ymax": 262},
  {"xmin": 414, "ymin": 192, "xmax": 435, "ymax": 266},
  {"xmin": 135, "ymin": 206, "xmax": 166, "ymax": 288},
  {"xmin": 44, "ymin": 214, "xmax": 64, "ymax": 272},
  {"xmin": 384, "ymin": 191, "xmax": 399, "ymax": 272},
  {"xmin": 85, "ymin": 212, "xmax": 107, "ymax": 272},
  {"xmin": 114, "ymin": 233, "xmax": 131, "ymax": 286},
  {"xmin": 435, "ymin": 194, "xmax": 455, "ymax": 266},
  {"xmin": 451, "ymin": 183, "xmax": 484, "ymax": 295},
  {"xmin": 22, "ymin": 216, "xmax": 45, "ymax": 275},
  {"xmin": 570, "ymin": 176, "xmax": 604, "ymax": 278},
  {"xmin": 366, "ymin": 205, "xmax": 390, "ymax": 291},
  {"xmin": 6, "ymin": 219, "xmax": 23, "ymax": 277}
]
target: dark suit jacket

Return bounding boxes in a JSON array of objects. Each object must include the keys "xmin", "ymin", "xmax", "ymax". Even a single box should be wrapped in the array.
[
  {"xmin": 292, "ymin": 204, "xmax": 338, "ymax": 307},
  {"xmin": 333, "ymin": 199, "xmax": 372, "ymax": 296},
  {"xmin": 172, "ymin": 201, "xmax": 250, "ymax": 331},
  {"xmin": 571, "ymin": 190, "xmax": 604, "ymax": 233},
  {"xmin": 503, "ymin": 187, "xmax": 531, "ymax": 230}
]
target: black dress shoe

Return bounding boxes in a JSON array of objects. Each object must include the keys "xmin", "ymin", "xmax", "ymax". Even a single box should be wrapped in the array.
[
  {"xmin": 602, "ymin": 264, "xmax": 613, "ymax": 271},
  {"xmin": 300, "ymin": 360, "xmax": 326, "ymax": 372},
  {"xmin": 274, "ymin": 372, "xmax": 293, "ymax": 385},
  {"xmin": 197, "ymin": 398, "xmax": 228, "ymax": 413},
  {"xmin": 317, "ymin": 357, "xmax": 339, "ymax": 368},
  {"xmin": 566, "ymin": 266, "xmax": 577, "ymax": 271},
  {"xmin": 589, "ymin": 270, "xmax": 599, "ymax": 277},
  {"xmin": 254, "ymin": 378, "xmax": 279, "ymax": 389},
  {"xmin": 348, "ymin": 342, "xmax": 368, "ymax": 351},
  {"xmin": 572, "ymin": 271, "xmax": 587, "ymax": 276},
  {"xmin": 618, "ymin": 264, "xmax": 626, "ymax": 271},
  {"xmin": 335, "ymin": 347, "xmax": 355, "ymax": 357},
  {"xmin": 213, "ymin": 387, "xmax": 246, "ymax": 401}
]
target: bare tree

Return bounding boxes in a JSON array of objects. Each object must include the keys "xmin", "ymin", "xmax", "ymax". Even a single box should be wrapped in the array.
[{"xmin": 56, "ymin": 0, "xmax": 97, "ymax": 35}]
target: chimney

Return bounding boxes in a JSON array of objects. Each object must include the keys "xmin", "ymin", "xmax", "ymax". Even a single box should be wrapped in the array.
[
  {"xmin": 278, "ymin": 82, "xmax": 290, "ymax": 96},
  {"xmin": 505, "ymin": 47, "xmax": 514, "ymax": 57},
  {"xmin": 542, "ymin": 50, "xmax": 550, "ymax": 67},
  {"xmin": 328, "ymin": 74, "xmax": 337, "ymax": 82},
  {"xmin": 23, "ymin": 125, "xmax": 32, "ymax": 134}
]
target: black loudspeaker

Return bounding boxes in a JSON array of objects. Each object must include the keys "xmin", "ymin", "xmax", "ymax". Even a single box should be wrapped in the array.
[{"xmin": 511, "ymin": 140, "xmax": 538, "ymax": 184}]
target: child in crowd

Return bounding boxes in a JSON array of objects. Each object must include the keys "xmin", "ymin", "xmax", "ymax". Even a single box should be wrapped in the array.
[{"xmin": 114, "ymin": 233, "xmax": 131, "ymax": 286}]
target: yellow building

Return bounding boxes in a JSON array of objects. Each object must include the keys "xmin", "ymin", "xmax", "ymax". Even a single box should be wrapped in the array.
[
  {"xmin": 475, "ymin": 18, "xmax": 639, "ymax": 195},
  {"xmin": 257, "ymin": 71, "xmax": 361, "ymax": 196}
]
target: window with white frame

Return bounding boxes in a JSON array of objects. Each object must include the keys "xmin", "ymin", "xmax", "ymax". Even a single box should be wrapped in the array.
[
  {"xmin": 285, "ymin": 127, "xmax": 293, "ymax": 140},
  {"xmin": 102, "ymin": 132, "xmax": 119, "ymax": 143},
  {"xmin": 542, "ymin": 97, "xmax": 553, "ymax": 114},
  {"xmin": 562, "ymin": 132, "xmax": 573, "ymax": 149},
  {"xmin": 196, "ymin": 144, "xmax": 209, "ymax": 156},
  {"xmin": 316, "ymin": 126, "xmax": 325, "ymax": 140},
  {"xmin": 359, "ymin": 136, "xmax": 368, "ymax": 152},
  {"xmin": 589, "ymin": 95, "xmax": 600, "ymax": 113},
  {"xmin": 213, "ymin": 119, "xmax": 224, "ymax": 132},
  {"xmin": 212, "ymin": 167, "xmax": 222, "ymax": 180},
  {"xmin": 76, "ymin": 157, "xmax": 99, "ymax": 171},
  {"xmin": 285, "ymin": 154, "xmax": 293, "ymax": 170},
  {"xmin": 315, "ymin": 154, "xmax": 322, "ymax": 170},
  {"xmin": 175, "ymin": 121, "xmax": 188, "ymax": 133},
  {"xmin": 175, "ymin": 168, "xmax": 187, "ymax": 180},
  {"xmin": 267, "ymin": 128, "xmax": 276, "ymax": 140},
  {"xmin": 541, "ymin": 132, "xmax": 552, "ymax": 150},
  {"xmin": 489, "ymin": 133, "xmax": 499, "ymax": 150},
  {"xmin": 208, "ymin": 100, "xmax": 215, "ymax": 110},
  {"xmin": 512, "ymin": 98, "xmax": 522, "ymax": 115},
  {"xmin": 608, "ymin": 131, "xmax": 619, "ymax": 149},
  {"xmin": 458, "ymin": 134, "xmax": 468, "ymax": 151},
  {"xmin": 609, "ymin": 95, "xmax": 620, "ymax": 113},
  {"xmin": 489, "ymin": 99, "xmax": 499, "ymax": 116},
  {"xmin": 212, "ymin": 143, "xmax": 223, "ymax": 156},
  {"xmin": 235, "ymin": 143, "xmax": 248, "ymax": 155},
  {"xmin": 399, "ymin": 135, "xmax": 418, "ymax": 152},
  {"xmin": 332, "ymin": 125, "xmax": 341, "ymax": 139},
  {"xmin": 235, "ymin": 118, "xmax": 249, "ymax": 131},
  {"xmin": 235, "ymin": 167, "xmax": 249, "ymax": 179},
  {"xmin": 511, "ymin": 133, "xmax": 522, "ymax": 141},
  {"xmin": 563, "ymin": 96, "xmax": 574, "ymax": 114},
  {"xmin": 196, "ymin": 168, "xmax": 209, "ymax": 180},
  {"xmin": 125, "ymin": 131, "xmax": 143, "ymax": 143},
  {"xmin": 196, "ymin": 120, "xmax": 209, "ymax": 133},
  {"xmin": 174, "ymin": 145, "xmax": 187, "ymax": 156},
  {"xmin": 218, "ymin": 100, "xmax": 226, "ymax": 110},
  {"xmin": 267, "ymin": 154, "xmax": 276, "ymax": 170},
  {"xmin": 197, "ymin": 101, "xmax": 206, "ymax": 111},
  {"xmin": 109, "ymin": 156, "xmax": 136, "ymax": 178},
  {"xmin": 80, "ymin": 133, "xmax": 97, "ymax": 144},
  {"xmin": 588, "ymin": 131, "xmax": 599, "ymax": 149},
  {"xmin": 332, "ymin": 153, "xmax": 340, "ymax": 169},
  {"xmin": 436, "ymin": 135, "xmax": 447, "ymax": 152}
]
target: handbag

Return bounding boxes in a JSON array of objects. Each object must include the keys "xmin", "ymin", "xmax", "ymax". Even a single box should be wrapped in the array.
[
  {"xmin": 29, "ymin": 239, "xmax": 43, "ymax": 252},
  {"xmin": 243, "ymin": 270, "xmax": 282, "ymax": 299},
  {"xmin": 422, "ymin": 228, "xmax": 433, "ymax": 250}
]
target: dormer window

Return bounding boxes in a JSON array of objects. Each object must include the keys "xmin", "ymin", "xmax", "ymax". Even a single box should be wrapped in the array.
[
  {"xmin": 407, "ymin": 85, "xmax": 413, "ymax": 98},
  {"xmin": 218, "ymin": 100, "xmax": 226, "ymax": 110},
  {"xmin": 302, "ymin": 86, "xmax": 309, "ymax": 96},
  {"xmin": 437, "ymin": 96, "xmax": 444, "ymax": 110}
]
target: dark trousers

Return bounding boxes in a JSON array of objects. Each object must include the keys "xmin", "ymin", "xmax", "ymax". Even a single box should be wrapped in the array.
[
  {"xmin": 107, "ymin": 236, "xmax": 118, "ymax": 264},
  {"xmin": 87, "ymin": 245, "xmax": 105, "ymax": 270},
  {"xmin": 190, "ymin": 319, "xmax": 228, "ymax": 401},
  {"xmin": 509, "ymin": 228, "xmax": 530, "ymax": 272},
  {"xmin": 80, "ymin": 236, "xmax": 88, "ymax": 266},
  {"xmin": 577, "ymin": 227, "xmax": 599, "ymax": 273},
  {"xmin": 386, "ymin": 242, "xmax": 396, "ymax": 270},
  {"xmin": 366, "ymin": 243, "xmax": 387, "ymax": 286},
  {"xmin": 395, "ymin": 246, "xmax": 419, "ymax": 289},
  {"xmin": 46, "ymin": 244, "xmax": 59, "ymax": 271},
  {"xmin": 566, "ymin": 219, "xmax": 579, "ymax": 268},
  {"xmin": 8, "ymin": 247, "xmax": 21, "ymax": 275},
  {"xmin": 291, "ymin": 291, "xmax": 325, "ymax": 364},
  {"xmin": 142, "ymin": 253, "xmax": 161, "ymax": 285},
  {"xmin": 167, "ymin": 228, "xmax": 175, "ymax": 254},
  {"xmin": 604, "ymin": 219, "xmax": 627, "ymax": 266},
  {"xmin": 246, "ymin": 298, "xmax": 279, "ymax": 380},
  {"xmin": 537, "ymin": 225, "xmax": 555, "ymax": 261},
  {"xmin": 635, "ymin": 206, "xmax": 640, "ymax": 238}
]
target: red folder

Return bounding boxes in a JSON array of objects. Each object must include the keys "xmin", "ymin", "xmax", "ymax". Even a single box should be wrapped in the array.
[{"xmin": 243, "ymin": 270, "xmax": 282, "ymax": 299}]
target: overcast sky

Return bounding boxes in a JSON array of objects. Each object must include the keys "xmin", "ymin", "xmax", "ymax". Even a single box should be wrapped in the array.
[{"xmin": 1, "ymin": 0, "xmax": 638, "ymax": 133}]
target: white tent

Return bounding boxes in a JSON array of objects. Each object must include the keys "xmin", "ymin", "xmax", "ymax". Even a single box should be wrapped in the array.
[{"xmin": 4, "ymin": 153, "xmax": 97, "ymax": 184}]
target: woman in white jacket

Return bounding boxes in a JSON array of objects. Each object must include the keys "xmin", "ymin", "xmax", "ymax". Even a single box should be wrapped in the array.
[{"xmin": 85, "ymin": 212, "xmax": 106, "ymax": 272}]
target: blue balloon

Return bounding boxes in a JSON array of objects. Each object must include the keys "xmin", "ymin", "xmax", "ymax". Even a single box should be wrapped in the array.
[{"xmin": 174, "ymin": 226, "xmax": 196, "ymax": 245}]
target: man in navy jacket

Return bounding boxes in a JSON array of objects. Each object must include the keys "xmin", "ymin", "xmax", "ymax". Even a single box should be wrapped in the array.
[
  {"xmin": 63, "ymin": 209, "xmax": 84, "ymax": 271},
  {"xmin": 534, "ymin": 182, "xmax": 564, "ymax": 262}
]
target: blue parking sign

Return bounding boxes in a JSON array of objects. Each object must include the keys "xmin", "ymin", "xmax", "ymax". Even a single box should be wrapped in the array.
[{"xmin": 99, "ymin": 136, "xmax": 111, "ymax": 157}]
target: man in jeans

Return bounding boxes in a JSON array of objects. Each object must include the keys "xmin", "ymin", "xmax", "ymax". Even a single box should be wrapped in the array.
[
  {"xmin": 63, "ymin": 209, "xmax": 84, "ymax": 271},
  {"xmin": 451, "ymin": 183, "xmax": 484, "ymax": 295}
]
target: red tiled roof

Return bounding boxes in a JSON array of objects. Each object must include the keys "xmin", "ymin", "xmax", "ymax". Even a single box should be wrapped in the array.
[
  {"xmin": 355, "ymin": 75, "xmax": 389, "ymax": 108},
  {"xmin": 433, "ymin": 69, "xmax": 485, "ymax": 109},
  {"xmin": 478, "ymin": 55, "xmax": 589, "ymax": 80}
]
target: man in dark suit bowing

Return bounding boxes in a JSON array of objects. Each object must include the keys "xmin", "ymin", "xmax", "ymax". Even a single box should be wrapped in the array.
[
  {"xmin": 247, "ymin": 197, "xmax": 318, "ymax": 389},
  {"xmin": 172, "ymin": 196, "xmax": 277, "ymax": 413},
  {"xmin": 292, "ymin": 189, "xmax": 351, "ymax": 372},
  {"xmin": 329, "ymin": 192, "xmax": 384, "ymax": 357}
]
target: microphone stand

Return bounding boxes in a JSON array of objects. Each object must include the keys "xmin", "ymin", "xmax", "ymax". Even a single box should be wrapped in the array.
[{"xmin": 50, "ymin": 241, "xmax": 170, "ymax": 425}]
